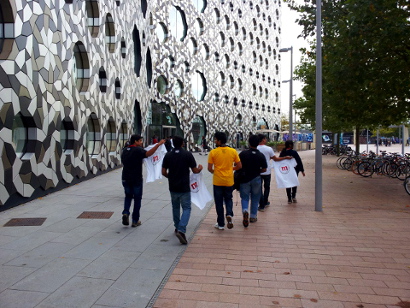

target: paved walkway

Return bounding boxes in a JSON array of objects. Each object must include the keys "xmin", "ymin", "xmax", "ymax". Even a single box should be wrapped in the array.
[
  {"xmin": 0, "ymin": 145, "xmax": 409, "ymax": 308},
  {"xmin": 153, "ymin": 145, "xmax": 410, "ymax": 308}
]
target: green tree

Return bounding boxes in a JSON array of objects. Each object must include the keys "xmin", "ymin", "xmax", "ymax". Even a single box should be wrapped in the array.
[{"xmin": 289, "ymin": 0, "xmax": 410, "ymax": 151}]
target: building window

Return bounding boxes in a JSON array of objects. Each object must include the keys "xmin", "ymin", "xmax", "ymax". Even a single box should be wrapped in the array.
[
  {"xmin": 105, "ymin": 14, "xmax": 115, "ymax": 53},
  {"xmin": 120, "ymin": 38, "xmax": 126, "ymax": 58},
  {"xmin": 86, "ymin": 0, "xmax": 99, "ymax": 37},
  {"xmin": 157, "ymin": 75, "xmax": 168, "ymax": 95},
  {"xmin": 73, "ymin": 42, "xmax": 90, "ymax": 93},
  {"xmin": 115, "ymin": 78, "xmax": 121, "ymax": 99},
  {"xmin": 60, "ymin": 119, "xmax": 75, "ymax": 153},
  {"xmin": 169, "ymin": 6, "xmax": 188, "ymax": 42},
  {"xmin": 133, "ymin": 26, "xmax": 142, "ymax": 77},
  {"xmin": 86, "ymin": 113, "xmax": 101, "ymax": 156},
  {"xmin": 156, "ymin": 22, "xmax": 168, "ymax": 43},
  {"xmin": 119, "ymin": 122, "xmax": 128, "ymax": 149},
  {"xmin": 201, "ymin": 44, "xmax": 210, "ymax": 60},
  {"xmin": 192, "ymin": 71, "xmax": 207, "ymax": 101},
  {"xmin": 99, "ymin": 67, "xmax": 107, "ymax": 92},
  {"xmin": 106, "ymin": 118, "xmax": 117, "ymax": 153},
  {"xmin": 12, "ymin": 113, "xmax": 27, "ymax": 156},
  {"xmin": 174, "ymin": 80, "xmax": 183, "ymax": 97},
  {"xmin": 192, "ymin": 0, "xmax": 207, "ymax": 13}
]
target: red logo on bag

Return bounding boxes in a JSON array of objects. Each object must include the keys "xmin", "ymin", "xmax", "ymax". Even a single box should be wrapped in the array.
[{"xmin": 191, "ymin": 182, "xmax": 198, "ymax": 189}]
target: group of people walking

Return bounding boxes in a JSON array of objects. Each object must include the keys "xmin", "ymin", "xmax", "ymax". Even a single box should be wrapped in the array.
[{"xmin": 119, "ymin": 132, "xmax": 304, "ymax": 245}]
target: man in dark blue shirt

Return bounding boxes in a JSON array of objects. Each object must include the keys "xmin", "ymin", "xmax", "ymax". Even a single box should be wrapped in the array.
[{"xmin": 162, "ymin": 136, "xmax": 203, "ymax": 244}]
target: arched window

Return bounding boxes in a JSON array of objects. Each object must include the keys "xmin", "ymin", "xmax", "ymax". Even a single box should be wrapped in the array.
[
  {"xmin": 120, "ymin": 38, "xmax": 126, "ymax": 58},
  {"xmin": 119, "ymin": 122, "xmax": 129, "ymax": 149},
  {"xmin": 106, "ymin": 118, "xmax": 117, "ymax": 153},
  {"xmin": 86, "ymin": 113, "xmax": 101, "ymax": 156},
  {"xmin": 169, "ymin": 6, "xmax": 188, "ymax": 42},
  {"xmin": 133, "ymin": 26, "xmax": 142, "ymax": 77},
  {"xmin": 0, "ymin": 0, "xmax": 14, "ymax": 56},
  {"xmin": 73, "ymin": 42, "xmax": 90, "ymax": 92},
  {"xmin": 86, "ymin": 0, "xmax": 99, "ymax": 37},
  {"xmin": 105, "ymin": 14, "xmax": 115, "ymax": 53},
  {"xmin": 192, "ymin": 71, "xmax": 207, "ymax": 101},
  {"xmin": 115, "ymin": 78, "xmax": 121, "ymax": 99},
  {"xmin": 60, "ymin": 119, "xmax": 75, "ymax": 153}
]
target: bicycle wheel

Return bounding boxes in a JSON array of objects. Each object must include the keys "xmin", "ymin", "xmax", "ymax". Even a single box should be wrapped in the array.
[
  {"xmin": 404, "ymin": 176, "xmax": 410, "ymax": 195},
  {"xmin": 337, "ymin": 156, "xmax": 347, "ymax": 170},
  {"xmin": 397, "ymin": 164, "xmax": 410, "ymax": 181},
  {"xmin": 358, "ymin": 161, "xmax": 374, "ymax": 177}
]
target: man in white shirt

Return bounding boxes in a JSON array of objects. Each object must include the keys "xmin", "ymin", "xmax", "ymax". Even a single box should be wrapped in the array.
[{"xmin": 257, "ymin": 134, "xmax": 292, "ymax": 211}]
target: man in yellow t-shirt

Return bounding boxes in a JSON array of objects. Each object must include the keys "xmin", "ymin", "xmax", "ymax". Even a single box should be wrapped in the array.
[{"xmin": 208, "ymin": 132, "xmax": 242, "ymax": 230}]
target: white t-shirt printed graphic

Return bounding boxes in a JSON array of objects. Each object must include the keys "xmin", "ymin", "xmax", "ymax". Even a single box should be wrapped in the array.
[
  {"xmin": 144, "ymin": 144, "xmax": 167, "ymax": 183},
  {"xmin": 272, "ymin": 158, "xmax": 300, "ymax": 188},
  {"xmin": 190, "ymin": 172, "xmax": 213, "ymax": 210}
]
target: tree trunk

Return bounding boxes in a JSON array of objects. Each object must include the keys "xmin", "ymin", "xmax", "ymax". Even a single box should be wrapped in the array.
[{"xmin": 355, "ymin": 127, "xmax": 360, "ymax": 154}]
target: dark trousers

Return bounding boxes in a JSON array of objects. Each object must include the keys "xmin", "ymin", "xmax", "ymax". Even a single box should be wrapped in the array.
[
  {"xmin": 259, "ymin": 174, "xmax": 271, "ymax": 207},
  {"xmin": 286, "ymin": 170, "xmax": 299, "ymax": 200},
  {"xmin": 213, "ymin": 185, "xmax": 234, "ymax": 227}
]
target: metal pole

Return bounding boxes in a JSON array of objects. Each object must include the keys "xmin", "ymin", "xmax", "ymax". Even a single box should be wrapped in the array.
[
  {"xmin": 289, "ymin": 47, "xmax": 293, "ymax": 141},
  {"xmin": 315, "ymin": 0, "xmax": 323, "ymax": 212}
]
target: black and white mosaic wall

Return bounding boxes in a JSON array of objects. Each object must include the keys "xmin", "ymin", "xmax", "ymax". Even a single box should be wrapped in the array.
[{"xmin": 0, "ymin": 0, "xmax": 283, "ymax": 208}]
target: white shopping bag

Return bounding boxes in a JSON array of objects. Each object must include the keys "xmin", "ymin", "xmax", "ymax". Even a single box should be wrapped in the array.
[{"xmin": 190, "ymin": 172, "xmax": 213, "ymax": 210}]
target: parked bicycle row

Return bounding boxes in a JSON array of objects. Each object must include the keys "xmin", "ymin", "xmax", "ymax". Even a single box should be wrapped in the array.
[
  {"xmin": 322, "ymin": 144, "xmax": 354, "ymax": 155},
  {"xmin": 336, "ymin": 150, "xmax": 410, "ymax": 195}
]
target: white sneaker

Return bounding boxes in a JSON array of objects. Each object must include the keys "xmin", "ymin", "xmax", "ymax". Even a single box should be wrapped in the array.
[{"xmin": 214, "ymin": 223, "xmax": 224, "ymax": 230}]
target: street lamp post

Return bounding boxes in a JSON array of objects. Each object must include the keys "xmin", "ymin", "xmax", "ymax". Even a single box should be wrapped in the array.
[{"xmin": 280, "ymin": 46, "xmax": 293, "ymax": 141}]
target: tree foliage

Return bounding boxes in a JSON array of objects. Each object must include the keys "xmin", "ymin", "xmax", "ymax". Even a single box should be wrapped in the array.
[{"xmin": 289, "ymin": 0, "xmax": 410, "ymax": 132}]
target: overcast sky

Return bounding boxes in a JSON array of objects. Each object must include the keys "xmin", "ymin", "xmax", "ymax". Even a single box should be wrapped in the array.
[{"xmin": 279, "ymin": 2, "xmax": 309, "ymax": 116}]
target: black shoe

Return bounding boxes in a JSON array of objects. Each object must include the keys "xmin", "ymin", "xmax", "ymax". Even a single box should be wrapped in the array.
[
  {"xmin": 176, "ymin": 231, "xmax": 188, "ymax": 245},
  {"xmin": 265, "ymin": 202, "xmax": 270, "ymax": 207},
  {"xmin": 122, "ymin": 214, "xmax": 129, "ymax": 226},
  {"xmin": 242, "ymin": 211, "xmax": 249, "ymax": 228},
  {"xmin": 258, "ymin": 206, "xmax": 265, "ymax": 212},
  {"xmin": 226, "ymin": 215, "xmax": 234, "ymax": 229}
]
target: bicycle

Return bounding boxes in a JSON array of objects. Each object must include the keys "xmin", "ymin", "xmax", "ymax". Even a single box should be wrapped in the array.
[{"xmin": 405, "ymin": 176, "xmax": 410, "ymax": 195}]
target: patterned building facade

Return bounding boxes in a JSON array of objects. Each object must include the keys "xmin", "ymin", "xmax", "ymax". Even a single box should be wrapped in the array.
[{"xmin": 0, "ymin": 0, "xmax": 283, "ymax": 209}]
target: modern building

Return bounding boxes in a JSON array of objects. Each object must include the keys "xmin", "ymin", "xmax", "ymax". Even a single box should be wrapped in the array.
[{"xmin": 0, "ymin": 0, "xmax": 283, "ymax": 209}]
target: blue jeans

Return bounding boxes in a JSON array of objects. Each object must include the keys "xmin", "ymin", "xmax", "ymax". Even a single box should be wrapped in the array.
[
  {"xmin": 240, "ymin": 176, "xmax": 261, "ymax": 218},
  {"xmin": 122, "ymin": 180, "xmax": 143, "ymax": 223},
  {"xmin": 213, "ymin": 185, "xmax": 234, "ymax": 227},
  {"xmin": 170, "ymin": 191, "xmax": 191, "ymax": 234},
  {"xmin": 259, "ymin": 174, "xmax": 271, "ymax": 207}
]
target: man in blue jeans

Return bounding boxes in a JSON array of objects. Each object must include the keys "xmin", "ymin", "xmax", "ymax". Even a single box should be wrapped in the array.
[
  {"xmin": 121, "ymin": 134, "xmax": 165, "ymax": 227},
  {"xmin": 162, "ymin": 136, "xmax": 203, "ymax": 244},
  {"xmin": 208, "ymin": 132, "xmax": 242, "ymax": 230},
  {"xmin": 239, "ymin": 135, "xmax": 267, "ymax": 227}
]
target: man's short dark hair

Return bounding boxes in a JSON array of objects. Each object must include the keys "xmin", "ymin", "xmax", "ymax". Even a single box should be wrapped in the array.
[
  {"xmin": 214, "ymin": 131, "xmax": 227, "ymax": 144},
  {"xmin": 130, "ymin": 134, "xmax": 142, "ymax": 144},
  {"xmin": 258, "ymin": 134, "xmax": 267, "ymax": 143},
  {"xmin": 172, "ymin": 135, "xmax": 184, "ymax": 148},
  {"xmin": 248, "ymin": 135, "xmax": 259, "ymax": 148}
]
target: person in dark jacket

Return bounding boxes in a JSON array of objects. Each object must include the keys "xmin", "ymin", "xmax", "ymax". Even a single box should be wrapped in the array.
[
  {"xmin": 239, "ymin": 135, "xmax": 267, "ymax": 227},
  {"xmin": 121, "ymin": 134, "xmax": 165, "ymax": 227},
  {"xmin": 279, "ymin": 140, "xmax": 305, "ymax": 204}
]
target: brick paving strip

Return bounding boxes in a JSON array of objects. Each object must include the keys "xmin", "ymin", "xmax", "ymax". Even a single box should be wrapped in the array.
[{"xmin": 153, "ymin": 150, "xmax": 410, "ymax": 308}]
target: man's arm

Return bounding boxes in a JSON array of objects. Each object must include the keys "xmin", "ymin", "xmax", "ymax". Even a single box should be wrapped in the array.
[
  {"xmin": 233, "ymin": 161, "xmax": 242, "ymax": 171},
  {"xmin": 191, "ymin": 164, "xmax": 203, "ymax": 174},
  {"xmin": 272, "ymin": 155, "xmax": 292, "ymax": 161},
  {"xmin": 146, "ymin": 139, "xmax": 165, "ymax": 157},
  {"xmin": 207, "ymin": 163, "xmax": 214, "ymax": 174},
  {"xmin": 161, "ymin": 167, "xmax": 168, "ymax": 178}
]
